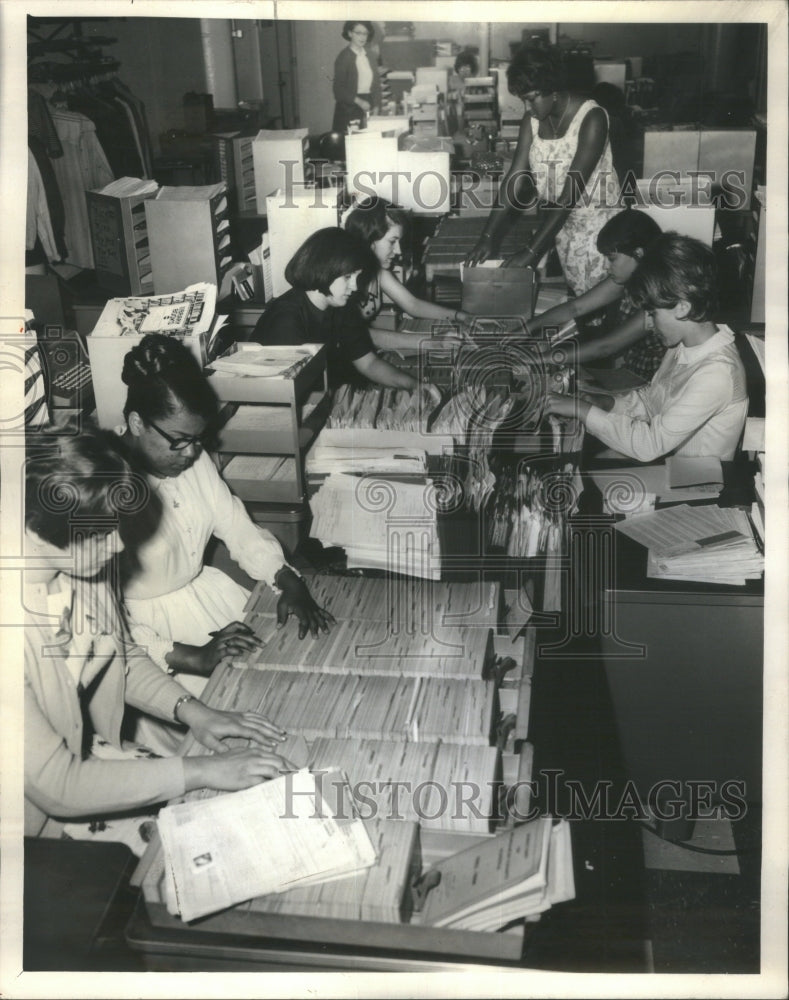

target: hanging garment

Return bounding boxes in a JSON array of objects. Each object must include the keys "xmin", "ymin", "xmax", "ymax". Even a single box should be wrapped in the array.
[
  {"xmin": 28, "ymin": 136, "xmax": 68, "ymax": 260},
  {"xmin": 50, "ymin": 109, "xmax": 114, "ymax": 269},
  {"xmin": 28, "ymin": 89, "xmax": 63, "ymax": 158},
  {"xmin": 67, "ymin": 87, "xmax": 144, "ymax": 178},
  {"xmin": 27, "ymin": 149, "xmax": 59, "ymax": 263},
  {"xmin": 108, "ymin": 79, "xmax": 154, "ymax": 177}
]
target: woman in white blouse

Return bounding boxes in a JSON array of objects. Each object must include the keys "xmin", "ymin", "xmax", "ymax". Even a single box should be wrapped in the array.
[
  {"xmin": 117, "ymin": 334, "xmax": 334, "ymax": 704},
  {"xmin": 332, "ymin": 20, "xmax": 380, "ymax": 133}
]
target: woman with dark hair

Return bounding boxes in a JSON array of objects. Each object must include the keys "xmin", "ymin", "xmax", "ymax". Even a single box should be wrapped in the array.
[
  {"xmin": 466, "ymin": 44, "xmax": 620, "ymax": 297},
  {"xmin": 252, "ymin": 227, "xmax": 418, "ymax": 389},
  {"xmin": 117, "ymin": 334, "xmax": 333, "ymax": 714},
  {"xmin": 529, "ymin": 208, "xmax": 667, "ymax": 380},
  {"xmin": 546, "ymin": 234, "xmax": 748, "ymax": 462},
  {"xmin": 342, "ymin": 197, "xmax": 473, "ymax": 348},
  {"xmin": 24, "ymin": 421, "xmax": 290, "ymax": 839},
  {"xmin": 332, "ymin": 21, "xmax": 380, "ymax": 133},
  {"xmin": 451, "ymin": 51, "xmax": 479, "ymax": 95}
]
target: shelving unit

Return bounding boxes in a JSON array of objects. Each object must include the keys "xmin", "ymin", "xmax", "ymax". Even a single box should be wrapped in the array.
[
  {"xmin": 462, "ymin": 75, "xmax": 498, "ymax": 131},
  {"xmin": 86, "ymin": 189, "xmax": 157, "ymax": 295},
  {"xmin": 209, "ymin": 345, "xmax": 330, "ymax": 507},
  {"xmin": 213, "ymin": 132, "xmax": 257, "ymax": 214}
]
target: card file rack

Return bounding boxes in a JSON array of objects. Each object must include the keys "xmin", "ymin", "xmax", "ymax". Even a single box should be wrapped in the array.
[
  {"xmin": 86, "ymin": 189, "xmax": 158, "ymax": 296},
  {"xmin": 144, "ymin": 185, "xmax": 234, "ymax": 295},
  {"xmin": 133, "ymin": 575, "xmax": 539, "ymax": 964},
  {"xmin": 213, "ymin": 132, "xmax": 257, "ymax": 214},
  {"xmin": 210, "ymin": 344, "xmax": 330, "ymax": 505}
]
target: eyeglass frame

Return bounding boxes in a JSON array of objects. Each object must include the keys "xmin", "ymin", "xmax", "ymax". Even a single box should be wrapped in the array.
[{"xmin": 146, "ymin": 418, "xmax": 209, "ymax": 452}]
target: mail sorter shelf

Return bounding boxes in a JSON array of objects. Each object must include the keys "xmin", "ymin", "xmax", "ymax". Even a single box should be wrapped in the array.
[
  {"xmin": 86, "ymin": 189, "xmax": 157, "ymax": 296},
  {"xmin": 144, "ymin": 185, "xmax": 233, "ymax": 295},
  {"xmin": 213, "ymin": 132, "xmax": 256, "ymax": 214},
  {"xmin": 209, "ymin": 345, "xmax": 329, "ymax": 505}
]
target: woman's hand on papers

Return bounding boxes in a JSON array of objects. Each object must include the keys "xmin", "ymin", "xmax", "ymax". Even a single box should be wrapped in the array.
[
  {"xmin": 179, "ymin": 698, "xmax": 289, "ymax": 754},
  {"xmin": 184, "ymin": 747, "xmax": 293, "ymax": 792},
  {"xmin": 275, "ymin": 567, "xmax": 336, "ymax": 640}
]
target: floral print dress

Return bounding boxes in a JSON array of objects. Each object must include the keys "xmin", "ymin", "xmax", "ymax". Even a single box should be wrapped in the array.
[{"xmin": 528, "ymin": 99, "xmax": 620, "ymax": 296}]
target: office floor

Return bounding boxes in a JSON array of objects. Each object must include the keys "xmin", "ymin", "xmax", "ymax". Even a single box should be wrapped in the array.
[{"xmin": 643, "ymin": 804, "xmax": 762, "ymax": 973}]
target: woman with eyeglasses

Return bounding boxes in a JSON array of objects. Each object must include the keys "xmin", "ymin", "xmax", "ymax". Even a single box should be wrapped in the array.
[
  {"xmin": 24, "ymin": 422, "xmax": 292, "ymax": 841},
  {"xmin": 116, "ymin": 334, "xmax": 333, "ymax": 740},
  {"xmin": 332, "ymin": 20, "xmax": 380, "ymax": 133},
  {"xmin": 466, "ymin": 45, "xmax": 620, "ymax": 298}
]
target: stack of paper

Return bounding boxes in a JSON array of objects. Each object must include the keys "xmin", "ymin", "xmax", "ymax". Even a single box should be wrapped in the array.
[
  {"xmin": 157, "ymin": 769, "xmax": 377, "ymax": 922},
  {"xmin": 208, "ymin": 665, "xmax": 495, "ymax": 745},
  {"xmin": 326, "ymin": 383, "xmax": 442, "ymax": 432},
  {"xmin": 309, "ymin": 738, "xmax": 499, "ymax": 833},
  {"xmin": 247, "ymin": 819, "xmax": 420, "ymax": 923},
  {"xmin": 306, "ymin": 443, "xmax": 427, "ymax": 476},
  {"xmin": 243, "ymin": 576, "xmax": 501, "ymax": 630},
  {"xmin": 417, "ymin": 817, "xmax": 575, "ymax": 930},
  {"xmin": 90, "ymin": 282, "xmax": 217, "ymax": 340},
  {"xmin": 242, "ymin": 615, "xmax": 494, "ymax": 680},
  {"xmin": 209, "ymin": 343, "xmax": 315, "ymax": 378},
  {"xmin": 310, "ymin": 472, "xmax": 441, "ymax": 579},
  {"xmin": 97, "ymin": 177, "xmax": 159, "ymax": 197},
  {"xmin": 615, "ymin": 503, "xmax": 764, "ymax": 585}
]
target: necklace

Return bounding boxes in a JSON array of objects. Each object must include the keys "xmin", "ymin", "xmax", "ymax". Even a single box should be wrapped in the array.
[{"xmin": 549, "ymin": 95, "xmax": 572, "ymax": 138}]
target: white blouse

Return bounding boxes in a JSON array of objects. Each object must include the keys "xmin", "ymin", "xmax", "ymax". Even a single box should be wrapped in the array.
[{"xmin": 122, "ymin": 450, "xmax": 288, "ymax": 674}]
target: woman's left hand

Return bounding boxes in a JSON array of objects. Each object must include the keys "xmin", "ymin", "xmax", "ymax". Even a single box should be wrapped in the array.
[{"xmin": 179, "ymin": 699, "xmax": 288, "ymax": 754}]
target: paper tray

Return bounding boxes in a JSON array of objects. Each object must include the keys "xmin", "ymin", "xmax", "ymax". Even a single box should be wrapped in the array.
[{"xmin": 136, "ymin": 893, "xmax": 525, "ymax": 964}]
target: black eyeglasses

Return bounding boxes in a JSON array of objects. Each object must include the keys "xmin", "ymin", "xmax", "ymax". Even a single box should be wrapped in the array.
[{"xmin": 147, "ymin": 419, "xmax": 208, "ymax": 452}]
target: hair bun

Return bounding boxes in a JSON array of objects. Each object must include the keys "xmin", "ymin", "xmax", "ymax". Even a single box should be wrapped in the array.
[{"xmin": 121, "ymin": 333, "xmax": 179, "ymax": 385}]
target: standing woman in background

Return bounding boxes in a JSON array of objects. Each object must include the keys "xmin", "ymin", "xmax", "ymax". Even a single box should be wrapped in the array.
[
  {"xmin": 466, "ymin": 45, "xmax": 620, "ymax": 298},
  {"xmin": 332, "ymin": 21, "xmax": 381, "ymax": 133}
]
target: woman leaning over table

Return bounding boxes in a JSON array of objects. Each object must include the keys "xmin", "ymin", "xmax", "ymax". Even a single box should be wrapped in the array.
[
  {"xmin": 23, "ymin": 422, "xmax": 290, "ymax": 839},
  {"xmin": 466, "ymin": 44, "xmax": 620, "ymax": 297},
  {"xmin": 332, "ymin": 20, "xmax": 381, "ymax": 133},
  {"xmin": 343, "ymin": 196, "xmax": 473, "ymax": 350},
  {"xmin": 251, "ymin": 227, "xmax": 419, "ymax": 390}
]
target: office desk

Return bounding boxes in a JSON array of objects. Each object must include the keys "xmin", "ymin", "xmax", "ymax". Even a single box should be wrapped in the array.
[{"xmin": 600, "ymin": 527, "xmax": 763, "ymax": 811}]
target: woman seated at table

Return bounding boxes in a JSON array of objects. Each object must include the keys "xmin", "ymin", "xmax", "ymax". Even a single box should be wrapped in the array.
[
  {"xmin": 251, "ymin": 227, "xmax": 419, "ymax": 390},
  {"xmin": 117, "ymin": 334, "xmax": 333, "ymax": 710},
  {"xmin": 24, "ymin": 423, "xmax": 290, "ymax": 838},
  {"xmin": 529, "ymin": 208, "xmax": 665, "ymax": 381},
  {"xmin": 342, "ymin": 196, "xmax": 473, "ymax": 349},
  {"xmin": 545, "ymin": 233, "xmax": 748, "ymax": 462}
]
